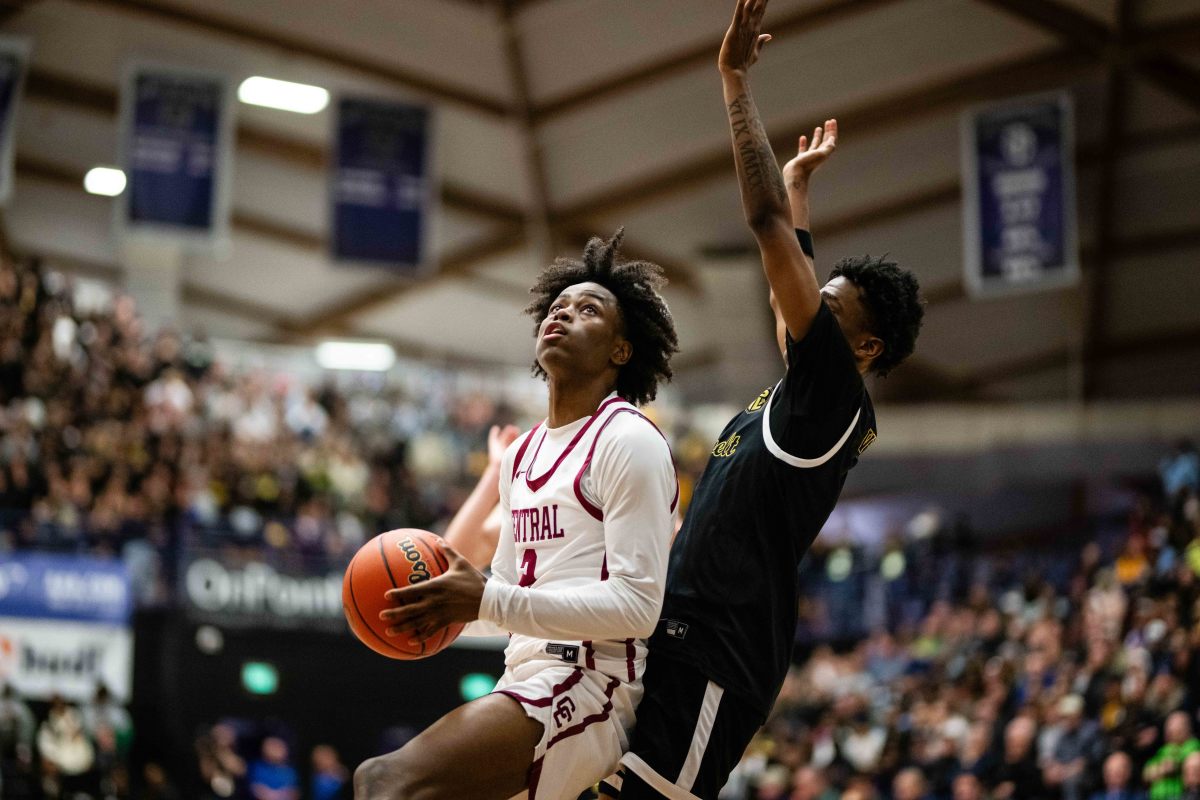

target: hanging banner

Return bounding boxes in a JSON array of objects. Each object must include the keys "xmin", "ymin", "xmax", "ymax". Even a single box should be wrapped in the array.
[
  {"xmin": 331, "ymin": 97, "xmax": 436, "ymax": 271},
  {"xmin": 0, "ymin": 37, "xmax": 30, "ymax": 206},
  {"xmin": 0, "ymin": 554, "xmax": 133, "ymax": 701},
  {"xmin": 118, "ymin": 62, "xmax": 233, "ymax": 243},
  {"xmin": 961, "ymin": 92, "xmax": 1079, "ymax": 298}
]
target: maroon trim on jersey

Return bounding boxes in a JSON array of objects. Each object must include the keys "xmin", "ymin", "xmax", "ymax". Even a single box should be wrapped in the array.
[
  {"xmin": 497, "ymin": 667, "xmax": 585, "ymax": 708},
  {"xmin": 524, "ymin": 397, "xmax": 624, "ymax": 493},
  {"xmin": 573, "ymin": 407, "xmax": 680, "ymax": 520},
  {"xmin": 527, "ymin": 755, "xmax": 545, "ymax": 800},
  {"xmin": 624, "ymin": 638, "xmax": 636, "ymax": 681},
  {"xmin": 544, "ymin": 676, "xmax": 620, "ymax": 749},
  {"xmin": 510, "ymin": 425, "xmax": 541, "ymax": 482}
]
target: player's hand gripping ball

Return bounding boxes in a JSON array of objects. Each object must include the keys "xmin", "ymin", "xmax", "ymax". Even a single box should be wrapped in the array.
[{"xmin": 342, "ymin": 529, "xmax": 465, "ymax": 660}]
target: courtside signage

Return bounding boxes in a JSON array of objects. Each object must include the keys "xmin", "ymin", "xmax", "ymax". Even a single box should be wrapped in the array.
[
  {"xmin": 0, "ymin": 553, "xmax": 131, "ymax": 625},
  {"xmin": 0, "ymin": 37, "xmax": 29, "ymax": 206},
  {"xmin": 0, "ymin": 619, "xmax": 133, "ymax": 702},
  {"xmin": 331, "ymin": 96, "xmax": 437, "ymax": 271},
  {"xmin": 182, "ymin": 554, "xmax": 345, "ymax": 631},
  {"xmin": 961, "ymin": 92, "xmax": 1079, "ymax": 299},
  {"xmin": 117, "ymin": 62, "xmax": 234, "ymax": 244}
]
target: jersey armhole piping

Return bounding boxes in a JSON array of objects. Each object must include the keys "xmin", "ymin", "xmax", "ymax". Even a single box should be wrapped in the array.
[{"xmin": 762, "ymin": 380, "xmax": 862, "ymax": 468}]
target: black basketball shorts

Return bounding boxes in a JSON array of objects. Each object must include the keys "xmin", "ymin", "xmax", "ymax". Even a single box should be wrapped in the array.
[{"xmin": 617, "ymin": 655, "xmax": 763, "ymax": 800}]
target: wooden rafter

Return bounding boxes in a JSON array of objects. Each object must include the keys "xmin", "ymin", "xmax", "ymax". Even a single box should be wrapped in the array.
[
  {"xmin": 287, "ymin": 224, "xmax": 529, "ymax": 337},
  {"xmin": 551, "ymin": 46, "xmax": 1095, "ymax": 226},
  {"xmin": 976, "ymin": 0, "xmax": 1200, "ymax": 113},
  {"xmin": 499, "ymin": 0, "xmax": 555, "ymax": 264},
  {"xmin": 78, "ymin": 0, "xmax": 511, "ymax": 118},
  {"xmin": 531, "ymin": 0, "xmax": 904, "ymax": 123}
]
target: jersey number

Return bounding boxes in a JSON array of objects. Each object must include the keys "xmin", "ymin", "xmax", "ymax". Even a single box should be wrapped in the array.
[{"xmin": 519, "ymin": 549, "xmax": 538, "ymax": 587}]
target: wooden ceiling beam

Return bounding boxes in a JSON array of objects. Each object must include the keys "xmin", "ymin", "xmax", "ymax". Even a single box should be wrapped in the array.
[
  {"xmin": 976, "ymin": 0, "xmax": 1200, "ymax": 113},
  {"xmin": 531, "ymin": 0, "xmax": 903, "ymax": 124},
  {"xmin": 23, "ymin": 67, "xmax": 528, "ymax": 226},
  {"xmin": 551, "ymin": 46, "xmax": 1094, "ymax": 226},
  {"xmin": 287, "ymin": 223, "xmax": 529, "ymax": 337},
  {"xmin": 78, "ymin": 0, "xmax": 511, "ymax": 118}
]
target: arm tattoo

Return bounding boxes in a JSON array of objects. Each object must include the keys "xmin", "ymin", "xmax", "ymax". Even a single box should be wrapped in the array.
[{"xmin": 728, "ymin": 92, "xmax": 787, "ymax": 205}]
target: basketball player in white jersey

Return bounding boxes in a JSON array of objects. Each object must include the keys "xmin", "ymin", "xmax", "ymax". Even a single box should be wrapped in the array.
[{"xmin": 354, "ymin": 230, "xmax": 680, "ymax": 800}]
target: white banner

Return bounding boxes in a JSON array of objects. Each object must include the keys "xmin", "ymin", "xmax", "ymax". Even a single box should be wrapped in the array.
[{"xmin": 0, "ymin": 618, "xmax": 133, "ymax": 703}]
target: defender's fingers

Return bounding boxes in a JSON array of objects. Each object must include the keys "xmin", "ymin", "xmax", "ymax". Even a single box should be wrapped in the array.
[
  {"xmin": 798, "ymin": 135, "xmax": 808, "ymax": 152},
  {"xmin": 811, "ymin": 126, "xmax": 823, "ymax": 149}
]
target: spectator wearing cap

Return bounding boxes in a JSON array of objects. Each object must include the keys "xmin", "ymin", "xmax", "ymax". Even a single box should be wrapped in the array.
[
  {"xmin": 1090, "ymin": 752, "xmax": 1146, "ymax": 800},
  {"xmin": 1046, "ymin": 694, "xmax": 1104, "ymax": 800},
  {"xmin": 1145, "ymin": 712, "xmax": 1200, "ymax": 800}
]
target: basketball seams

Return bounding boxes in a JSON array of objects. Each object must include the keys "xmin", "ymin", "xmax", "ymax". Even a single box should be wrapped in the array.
[{"xmin": 346, "ymin": 556, "xmax": 413, "ymax": 658}]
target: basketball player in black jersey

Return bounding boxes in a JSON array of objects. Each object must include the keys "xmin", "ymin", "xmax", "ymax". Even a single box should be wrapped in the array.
[{"xmin": 618, "ymin": 1, "xmax": 924, "ymax": 798}]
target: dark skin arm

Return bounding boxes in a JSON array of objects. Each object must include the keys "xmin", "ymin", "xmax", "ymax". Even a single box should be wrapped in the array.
[{"xmin": 719, "ymin": 0, "xmax": 822, "ymax": 342}]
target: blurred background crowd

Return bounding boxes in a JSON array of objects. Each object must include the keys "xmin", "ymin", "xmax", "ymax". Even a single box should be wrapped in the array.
[{"xmin": 2, "ymin": 260, "xmax": 1200, "ymax": 800}]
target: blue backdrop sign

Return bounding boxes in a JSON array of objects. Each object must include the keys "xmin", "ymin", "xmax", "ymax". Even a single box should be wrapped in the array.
[
  {"xmin": 332, "ymin": 97, "xmax": 435, "ymax": 270},
  {"xmin": 0, "ymin": 37, "xmax": 30, "ymax": 206},
  {"xmin": 0, "ymin": 553, "xmax": 131, "ymax": 626},
  {"xmin": 118, "ymin": 63, "xmax": 232, "ymax": 241},
  {"xmin": 961, "ymin": 92, "xmax": 1078, "ymax": 298}
]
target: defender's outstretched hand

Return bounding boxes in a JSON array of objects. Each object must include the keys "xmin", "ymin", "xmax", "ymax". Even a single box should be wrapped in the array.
[
  {"xmin": 783, "ymin": 119, "xmax": 838, "ymax": 187},
  {"xmin": 718, "ymin": 0, "xmax": 772, "ymax": 75},
  {"xmin": 380, "ymin": 540, "xmax": 486, "ymax": 643}
]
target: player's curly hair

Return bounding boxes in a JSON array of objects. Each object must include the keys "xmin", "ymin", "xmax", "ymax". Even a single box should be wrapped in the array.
[
  {"xmin": 829, "ymin": 255, "xmax": 924, "ymax": 377},
  {"xmin": 525, "ymin": 229, "xmax": 678, "ymax": 406}
]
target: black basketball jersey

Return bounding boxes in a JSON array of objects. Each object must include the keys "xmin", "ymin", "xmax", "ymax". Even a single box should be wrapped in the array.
[{"xmin": 650, "ymin": 300, "xmax": 876, "ymax": 718}]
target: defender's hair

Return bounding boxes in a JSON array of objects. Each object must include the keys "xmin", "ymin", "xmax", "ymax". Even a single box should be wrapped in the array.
[
  {"xmin": 829, "ymin": 255, "xmax": 924, "ymax": 377},
  {"xmin": 525, "ymin": 229, "xmax": 678, "ymax": 406}
]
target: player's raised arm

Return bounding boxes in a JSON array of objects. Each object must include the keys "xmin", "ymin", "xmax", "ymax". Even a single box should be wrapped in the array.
[{"xmin": 719, "ymin": 0, "xmax": 822, "ymax": 342}]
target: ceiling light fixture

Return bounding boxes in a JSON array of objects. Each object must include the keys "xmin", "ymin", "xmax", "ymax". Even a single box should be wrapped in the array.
[
  {"xmin": 83, "ymin": 166, "xmax": 127, "ymax": 197},
  {"xmin": 315, "ymin": 341, "xmax": 396, "ymax": 372},
  {"xmin": 238, "ymin": 76, "xmax": 330, "ymax": 114}
]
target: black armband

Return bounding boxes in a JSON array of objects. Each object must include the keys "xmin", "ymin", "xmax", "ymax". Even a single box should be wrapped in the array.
[{"xmin": 795, "ymin": 229, "xmax": 814, "ymax": 259}]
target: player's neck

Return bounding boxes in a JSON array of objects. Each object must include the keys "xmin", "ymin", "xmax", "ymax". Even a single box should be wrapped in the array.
[{"xmin": 545, "ymin": 377, "xmax": 617, "ymax": 429}]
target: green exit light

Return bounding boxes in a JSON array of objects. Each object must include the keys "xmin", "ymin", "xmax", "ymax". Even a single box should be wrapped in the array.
[
  {"xmin": 242, "ymin": 662, "xmax": 279, "ymax": 695},
  {"xmin": 459, "ymin": 673, "xmax": 497, "ymax": 701}
]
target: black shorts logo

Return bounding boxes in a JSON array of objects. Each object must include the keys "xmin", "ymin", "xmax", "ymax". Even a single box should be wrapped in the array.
[
  {"xmin": 545, "ymin": 643, "xmax": 580, "ymax": 663},
  {"xmin": 665, "ymin": 620, "xmax": 689, "ymax": 640}
]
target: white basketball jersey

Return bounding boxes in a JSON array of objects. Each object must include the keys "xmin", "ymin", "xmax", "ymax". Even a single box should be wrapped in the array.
[{"xmin": 498, "ymin": 394, "xmax": 676, "ymax": 683}]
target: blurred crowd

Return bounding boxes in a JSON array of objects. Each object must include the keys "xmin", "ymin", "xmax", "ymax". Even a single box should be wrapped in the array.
[
  {"xmin": 0, "ymin": 684, "xmax": 132, "ymax": 800},
  {"xmin": 5, "ymin": 255, "xmax": 1200, "ymax": 800},
  {"xmin": 724, "ymin": 460, "xmax": 1200, "ymax": 800},
  {"xmin": 0, "ymin": 256, "xmax": 529, "ymax": 599}
]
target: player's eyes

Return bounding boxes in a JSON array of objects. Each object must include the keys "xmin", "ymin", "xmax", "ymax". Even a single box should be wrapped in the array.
[{"xmin": 583, "ymin": 305, "xmax": 597, "ymax": 314}]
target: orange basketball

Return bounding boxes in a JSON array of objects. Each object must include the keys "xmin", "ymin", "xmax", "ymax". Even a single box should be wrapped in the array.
[{"xmin": 342, "ymin": 529, "xmax": 464, "ymax": 660}]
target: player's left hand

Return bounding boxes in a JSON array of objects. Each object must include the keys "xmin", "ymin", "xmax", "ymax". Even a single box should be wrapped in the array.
[
  {"xmin": 380, "ymin": 541, "xmax": 486, "ymax": 642},
  {"xmin": 783, "ymin": 119, "xmax": 838, "ymax": 186},
  {"xmin": 718, "ymin": 0, "xmax": 772, "ymax": 75}
]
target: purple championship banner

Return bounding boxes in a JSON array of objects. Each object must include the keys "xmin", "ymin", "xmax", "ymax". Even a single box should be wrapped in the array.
[
  {"xmin": 0, "ymin": 37, "xmax": 30, "ymax": 206},
  {"xmin": 961, "ymin": 92, "xmax": 1079, "ymax": 299},
  {"xmin": 118, "ymin": 63, "xmax": 233, "ymax": 243},
  {"xmin": 331, "ymin": 96, "xmax": 436, "ymax": 271}
]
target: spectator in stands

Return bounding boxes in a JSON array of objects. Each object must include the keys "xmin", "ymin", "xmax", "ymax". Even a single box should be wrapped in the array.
[
  {"xmin": 1180, "ymin": 753, "xmax": 1200, "ymax": 800},
  {"xmin": 0, "ymin": 683, "xmax": 36, "ymax": 799},
  {"xmin": 81, "ymin": 683, "xmax": 133, "ymax": 755},
  {"xmin": 990, "ymin": 715, "xmax": 1045, "ymax": 800},
  {"xmin": 1160, "ymin": 441, "xmax": 1200, "ymax": 507},
  {"xmin": 1090, "ymin": 751, "xmax": 1146, "ymax": 800},
  {"xmin": 951, "ymin": 773, "xmax": 985, "ymax": 800},
  {"xmin": 790, "ymin": 767, "xmax": 837, "ymax": 800},
  {"xmin": 1045, "ymin": 694, "xmax": 1104, "ymax": 800},
  {"xmin": 139, "ymin": 762, "xmax": 181, "ymax": 800},
  {"xmin": 37, "ymin": 696, "xmax": 96, "ymax": 800},
  {"xmin": 247, "ymin": 736, "xmax": 298, "ymax": 800},
  {"xmin": 892, "ymin": 767, "xmax": 930, "ymax": 800},
  {"xmin": 310, "ymin": 744, "xmax": 348, "ymax": 800},
  {"xmin": 1145, "ymin": 712, "xmax": 1200, "ymax": 800},
  {"xmin": 195, "ymin": 723, "xmax": 246, "ymax": 800}
]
